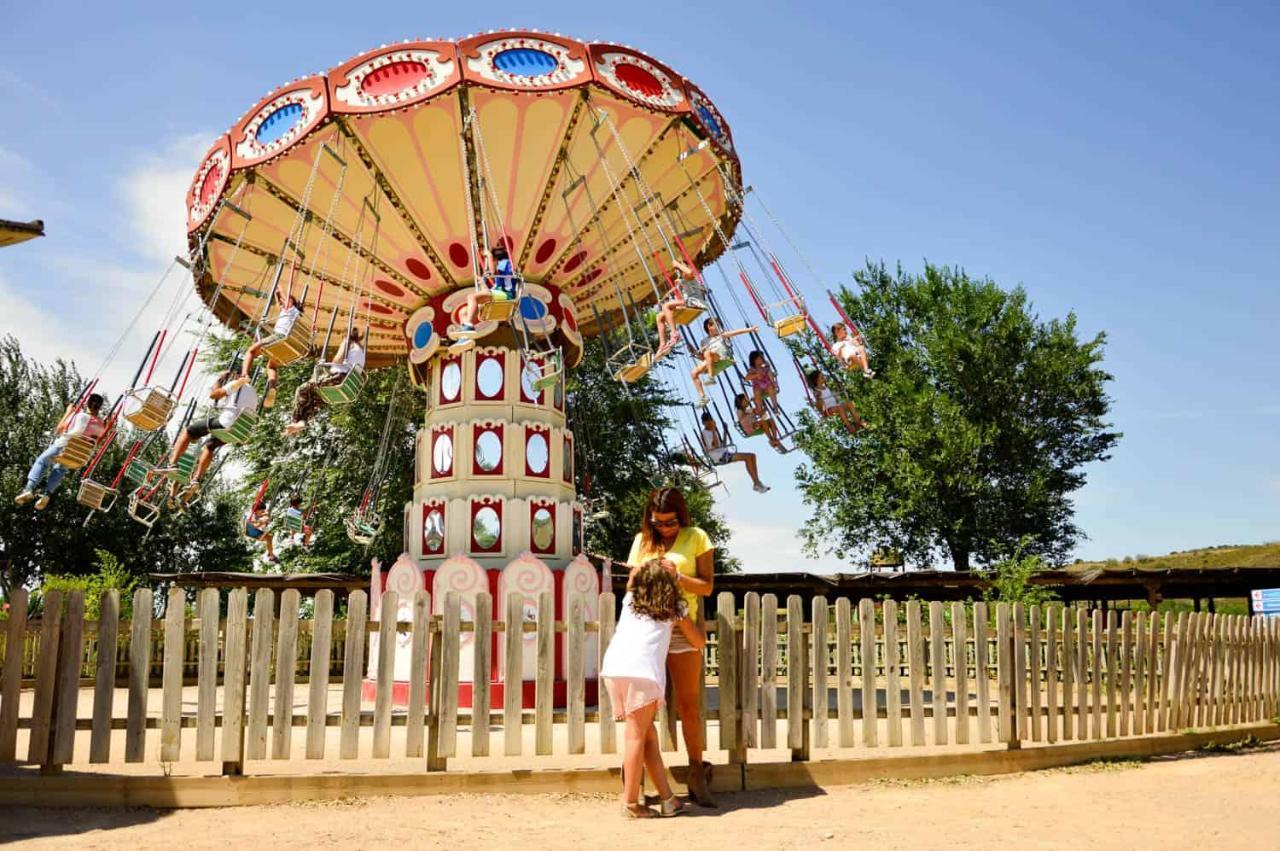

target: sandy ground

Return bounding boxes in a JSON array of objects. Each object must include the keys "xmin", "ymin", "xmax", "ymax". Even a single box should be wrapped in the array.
[{"xmin": 2, "ymin": 743, "xmax": 1278, "ymax": 849}]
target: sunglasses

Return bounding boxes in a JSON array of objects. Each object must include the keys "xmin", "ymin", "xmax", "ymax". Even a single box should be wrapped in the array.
[{"xmin": 650, "ymin": 518, "xmax": 680, "ymax": 530}]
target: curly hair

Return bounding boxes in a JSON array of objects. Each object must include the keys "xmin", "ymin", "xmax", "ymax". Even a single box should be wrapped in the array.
[{"xmin": 630, "ymin": 560, "xmax": 684, "ymax": 622}]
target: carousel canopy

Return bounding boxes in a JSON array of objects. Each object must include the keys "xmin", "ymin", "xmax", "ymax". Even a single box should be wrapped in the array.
[
  {"xmin": 186, "ymin": 31, "xmax": 743, "ymax": 368},
  {"xmin": 0, "ymin": 218, "xmax": 44, "ymax": 248}
]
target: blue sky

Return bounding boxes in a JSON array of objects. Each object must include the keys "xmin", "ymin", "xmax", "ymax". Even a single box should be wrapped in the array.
[{"xmin": 1, "ymin": 2, "xmax": 1277, "ymax": 571}]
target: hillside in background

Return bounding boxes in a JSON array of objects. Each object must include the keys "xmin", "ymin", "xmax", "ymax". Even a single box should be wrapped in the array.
[{"xmin": 1073, "ymin": 541, "xmax": 1280, "ymax": 571}]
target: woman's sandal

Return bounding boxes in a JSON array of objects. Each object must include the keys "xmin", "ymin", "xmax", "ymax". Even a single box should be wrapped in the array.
[{"xmin": 623, "ymin": 802, "xmax": 655, "ymax": 819}]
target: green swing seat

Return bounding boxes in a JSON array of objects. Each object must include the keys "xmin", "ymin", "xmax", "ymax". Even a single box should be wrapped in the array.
[
  {"xmin": 160, "ymin": 447, "xmax": 200, "ymax": 484},
  {"xmin": 123, "ymin": 458, "xmax": 153, "ymax": 488},
  {"xmin": 282, "ymin": 506, "xmax": 306, "ymax": 533},
  {"xmin": 210, "ymin": 409, "xmax": 259, "ymax": 445},
  {"xmin": 709, "ymin": 357, "xmax": 735, "ymax": 378},
  {"xmin": 315, "ymin": 366, "xmax": 367, "ymax": 406}
]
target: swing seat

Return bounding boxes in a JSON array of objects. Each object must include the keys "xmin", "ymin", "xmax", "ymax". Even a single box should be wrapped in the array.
[
  {"xmin": 257, "ymin": 317, "xmax": 312, "ymax": 367},
  {"xmin": 123, "ymin": 387, "xmax": 177, "ymax": 432},
  {"xmin": 708, "ymin": 357, "xmax": 736, "ymax": 378},
  {"xmin": 76, "ymin": 479, "xmax": 118, "ymax": 512},
  {"xmin": 54, "ymin": 434, "xmax": 97, "ymax": 470},
  {"xmin": 315, "ymin": 366, "xmax": 367, "ymax": 406},
  {"xmin": 127, "ymin": 487, "xmax": 162, "ymax": 529},
  {"xmin": 670, "ymin": 302, "xmax": 705, "ymax": 326},
  {"xmin": 771, "ymin": 314, "xmax": 808, "ymax": 338},
  {"xmin": 529, "ymin": 357, "xmax": 562, "ymax": 392},
  {"xmin": 210, "ymin": 408, "xmax": 259, "ymax": 445},
  {"xmin": 614, "ymin": 352, "xmax": 653, "ymax": 384},
  {"xmin": 478, "ymin": 290, "xmax": 518, "ymax": 323},
  {"xmin": 282, "ymin": 506, "xmax": 305, "ymax": 533},
  {"xmin": 123, "ymin": 459, "xmax": 153, "ymax": 488},
  {"xmin": 161, "ymin": 447, "xmax": 200, "ymax": 484},
  {"xmin": 345, "ymin": 514, "xmax": 381, "ymax": 545}
]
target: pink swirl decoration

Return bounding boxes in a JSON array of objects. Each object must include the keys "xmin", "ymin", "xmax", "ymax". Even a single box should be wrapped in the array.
[
  {"xmin": 505, "ymin": 557, "xmax": 552, "ymax": 596},
  {"xmin": 434, "ymin": 558, "xmax": 486, "ymax": 603},
  {"xmin": 386, "ymin": 562, "xmax": 424, "ymax": 597}
]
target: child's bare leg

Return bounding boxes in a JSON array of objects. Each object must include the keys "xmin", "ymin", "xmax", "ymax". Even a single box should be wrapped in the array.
[
  {"xmin": 752, "ymin": 386, "xmax": 766, "ymax": 414},
  {"xmin": 737, "ymin": 452, "xmax": 763, "ymax": 487},
  {"xmin": 642, "ymin": 721, "xmax": 674, "ymax": 801},
  {"xmin": 622, "ymin": 702, "xmax": 658, "ymax": 805},
  {"xmin": 242, "ymin": 342, "xmax": 262, "ymax": 378},
  {"xmin": 460, "ymin": 292, "xmax": 479, "ymax": 327}
]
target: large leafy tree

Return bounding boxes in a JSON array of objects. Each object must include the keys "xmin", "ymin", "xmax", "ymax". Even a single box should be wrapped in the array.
[
  {"xmin": 794, "ymin": 262, "xmax": 1120, "ymax": 571},
  {"xmin": 569, "ymin": 337, "xmax": 736, "ymax": 572},
  {"xmin": 0, "ymin": 336, "xmax": 244, "ymax": 599}
]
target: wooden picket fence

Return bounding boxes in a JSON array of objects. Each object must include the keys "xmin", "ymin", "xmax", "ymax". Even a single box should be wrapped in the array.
[{"xmin": 1, "ymin": 588, "xmax": 1278, "ymax": 776}]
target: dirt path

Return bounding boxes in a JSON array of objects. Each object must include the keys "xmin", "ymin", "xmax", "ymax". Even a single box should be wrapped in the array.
[{"xmin": 3, "ymin": 745, "xmax": 1278, "ymax": 849}]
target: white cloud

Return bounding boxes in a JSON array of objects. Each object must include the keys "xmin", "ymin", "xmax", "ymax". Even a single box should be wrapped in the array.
[
  {"xmin": 119, "ymin": 133, "xmax": 210, "ymax": 266},
  {"xmin": 0, "ymin": 268, "xmax": 98, "ymax": 371}
]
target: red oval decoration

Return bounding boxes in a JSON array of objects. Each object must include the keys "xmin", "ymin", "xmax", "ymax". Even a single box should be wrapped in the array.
[
  {"xmin": 405, "ymin": 258, "xmax": 433, "ymax": 280},
  {"xmin": 448, "ymin": 242, "xmax": 470, "ymax": 268},
  {"xmin": 375, "ymin": 279, "xmax": 406, "ymax": 299},
  {"xmin": 563, "ymin": 250, "xmax": 587, "ymax": 274},
  {"xmin": 360, "ymin": 60, "xmax": 433, "ymax": 98},
  {"xmin": 198, "ymin": 161, "xmax": 224, "ymax": 207},
  {"xmin": 581, "ymin": 267, "xmax": 603, "ymax": 284},
  {"xmin": 563, "ymin": 310, "xmax": 577, "ymax": 332},
  {"xmin": 615, "ymin": 63, "xmax": 664, "ymax": 99},
  {"xmin": 370, "ymin": 303, "xmax": 395, "ymax": 316},
  {"xmin": 534, "ymin": 238, "xmax": 557, "ymax": 264}
]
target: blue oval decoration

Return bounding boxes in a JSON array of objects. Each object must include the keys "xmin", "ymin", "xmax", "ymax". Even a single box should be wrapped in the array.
[
  {"xmin": 493, "ymin": 48, "xmax": 558, "ymax": 77},
  {"xmin": 256, "ymin": 103, "xmax": 305, "ymax": 146},
  {"xmin": 412, "ymin": 322, "xmax": 434, "ymax": 349},
  {"xmin": 696, "ymin": 104, "xmax": 723, "ymax": 140},
  {"xmin": 519, "ymin": 296, "xmax": 548, "ymax": 321}
]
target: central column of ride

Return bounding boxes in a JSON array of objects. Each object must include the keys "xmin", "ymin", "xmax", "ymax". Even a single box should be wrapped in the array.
[{"xmin": 366, "ymin": 327, "xmax": 599, "ymax": 708}]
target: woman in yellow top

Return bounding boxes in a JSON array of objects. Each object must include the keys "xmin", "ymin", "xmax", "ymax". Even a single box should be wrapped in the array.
[{"xmin": 625, "ymin": 487, "xmax": 716, "ymax": 807}]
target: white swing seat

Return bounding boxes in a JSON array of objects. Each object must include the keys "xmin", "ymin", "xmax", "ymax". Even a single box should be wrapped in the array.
[
  {"xmin": 529, "ymin": 356, "xmax": 562, "ymax": 392},
  {"xmin": 123, "ymin": 387, "xmax": 177, "ymax": 432},
  {"xmin": 315, "ymin": 366, "xmax": 367, "ymax": 406},
  {"xmin": 54, "ymin": 434, "xmax": 97, "ymax": 470},
  {"xmin": 258, "ymin": 318, "xmax": 313, "ymax": 366},
  {"xmin": 210, "ymin": 409, "xmax": 259, "ymax": 445},
  {"xmin": 127, "ymin": 487, "xmax": 163, "ymax": 528},
  {"xmin": 77, "ymin": 479, "xmax": 118, "ymax": 512}
]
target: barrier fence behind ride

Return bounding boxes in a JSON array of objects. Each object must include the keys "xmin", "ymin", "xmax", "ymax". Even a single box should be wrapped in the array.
[{"xmin": 1, "ymin": 587, "xmax": 1278, "ymax": 775}]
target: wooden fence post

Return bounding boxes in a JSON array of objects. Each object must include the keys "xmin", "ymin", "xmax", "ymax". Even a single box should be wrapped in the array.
[
  {"xmin": 372, "ymin": 590, "xmax": 399, "ymax": 759},
  {"xmin": 503, "ymin": 593, "xmax": 523, "ymax": 757},
  {"xmin": 406, "ymin": 590, "xmax": 431, "ymax": 758},
  {"xmin": 437, "ymin": 591, "xmax": 461, "ymax": 761},
  {"xmin": 272, "ymin": 588, "xmax": 300, "ymax": 760},
  {"xmin": 567, "ymin": 597, "xmax": 586, "ymax": 756},
  {"xmin": 718, "ymin": 592, "xmax": 744, "ymax": 763},
  {"xmin": 973, "ymin": 602, "xmax": 991, "ymax": 744},
  {"xmin": 885, "ymin": 599, "xmax": 903, "ymax": 747},
  {"xmin": 760, "ymin": 593, "xmax": 778, "ymax": 750},
  {"xmin": 160, "ymin": 586, "xmax": 186, "ymax": 763},
  {"xmin": 195, "ymin": 588, "xmax": 220, "ymax": 762},
  {"xmin": 930, "ymin": 601, "xmax": 948, "ymax": 746},
  {"xmin": 473, "ymin": 591, "xmax": 493, "ymax": 757},
  {"xmin": 835, "ymin": 597, "xmax": 853, "ymax": 747},
  {"xmin": 996, "ymin": 602, "xmax": 1017, "ymax": 749},
  {"xmin": 246, "ymin": 588, "xmax": 275, "ymax": 762},
  {"xmin": 1012, "ymin": 603, "xmax": 1027, "ymax": 746},
  {"xmin": 305, "ymin": 590, "xmax": 334, "ymax": 759},
  {"xmin": 860, "ymin": 598, "xmax": 879, "ymax": 747},
  {"xmin": 28, "ymin": 589, "xmax": 63, "ymax": 766},
  {"xmin": 49, "ymin": 590, "xmax": 85, "ymax": 771},
  {"xmin": 810, "ymin": 596, "xmax": 829, "ymax": 750},
  {"xmin": 221, "ymin": 588, "xmax": 249, "ymax": 775},
  {"xmin": 786, "ymin": 595, "xmax": 809, "ymax": 761},
  {"xmin": 534, "ymin": 590, "xmax": 554, "ymax": 756},
  {"xmin": 0, "ymin": 587, "xmax": 29, "ymax": 764},
  {"xmin": 89, "ymin": 589, "xmax": 119, "ymax": 764},
  {"xmin": 952, "ymin": 601, "xmax": 969, "ymax": 745},
  {"xmin": 125, "ymin": 588, "xmax": 152, "ymax": 763},
  {"xmin": 907, "ymin": 600, "xmax": 926, "ymax": 746},
  {"xmin": 741, "ymin": 591, "xmax": 760, "ymax": 749},
  {"xmin": 598, "ymin": 591, "xmax": 617, "ymax": 754},
  {"xmin": 339, "ymin": 590, "xmax": 368, "ymax": 760}
]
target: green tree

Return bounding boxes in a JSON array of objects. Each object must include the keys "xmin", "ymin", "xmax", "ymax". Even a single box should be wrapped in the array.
[
  {"xmin": 794, "ymin": 262, "xmax": 1120, "ymax": 572},
  {"xmin": 570, "ymin": 337, "xmax": 736, "ymax": 571},
  {"xmin": 205, "ymin": 332, "xmax": 415, "ymax": 574},
  {"xmin": 0, "ymin": 336, "xmax": 245, "ymax": 600}
]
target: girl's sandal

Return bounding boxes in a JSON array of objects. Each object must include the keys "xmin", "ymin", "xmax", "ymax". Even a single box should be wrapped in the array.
[
  {"xmin": 623, "ymin": 802, "xmax": 655, "ymax": 819},
  {"xmin": 658, "ymin": 796, "xmax": 686, "ymax": 818}
]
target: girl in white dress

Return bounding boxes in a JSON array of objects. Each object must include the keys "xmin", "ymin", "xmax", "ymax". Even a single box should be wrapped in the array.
[{"xmin": 600, "ymin": 560, "xmax": 705, "ymax": 818}]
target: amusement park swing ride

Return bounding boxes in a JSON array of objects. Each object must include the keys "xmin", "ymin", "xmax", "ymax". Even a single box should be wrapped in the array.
[{"xmin": 31, "ymin": 31, "xmax": 875, "ymax": 705}]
